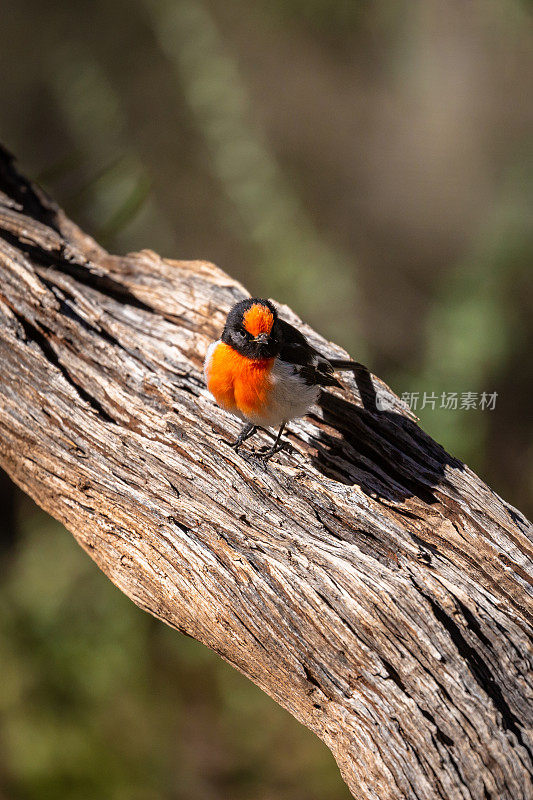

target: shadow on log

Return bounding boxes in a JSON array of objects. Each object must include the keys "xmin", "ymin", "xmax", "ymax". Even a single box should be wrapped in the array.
[{"xmin": 0, "ymin": 145, "xmax": 531, "ymax": 800}]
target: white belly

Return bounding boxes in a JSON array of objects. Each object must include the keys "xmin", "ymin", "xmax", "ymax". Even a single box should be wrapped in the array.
[{"xmin": 246, "ymin": 359, "xmax": 320, "ymax": 429}]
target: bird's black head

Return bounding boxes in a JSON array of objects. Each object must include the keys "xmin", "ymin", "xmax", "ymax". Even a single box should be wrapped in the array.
[{"xmin": 221, "ymin": 298, "xmax": 282, "ymax": 360}]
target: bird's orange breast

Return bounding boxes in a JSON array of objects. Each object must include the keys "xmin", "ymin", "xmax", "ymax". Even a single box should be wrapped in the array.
[{"xmin": 206, "ymin": 342, "xmax": 274, "ymax": 417}]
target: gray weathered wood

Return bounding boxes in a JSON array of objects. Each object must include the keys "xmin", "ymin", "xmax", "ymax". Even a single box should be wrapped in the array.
[{"xmin": 0, "ymin": 145, "xmax": 531, "ymax": 800}]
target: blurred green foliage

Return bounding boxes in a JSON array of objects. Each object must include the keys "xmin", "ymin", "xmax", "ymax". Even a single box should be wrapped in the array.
[{"xmin": 0, "ymin": 0, "xmax": 531, "ymax": 796}]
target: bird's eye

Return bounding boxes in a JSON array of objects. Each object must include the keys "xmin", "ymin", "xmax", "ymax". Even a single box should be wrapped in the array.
[{"xmin": 237, "ymin": 329, "xmax": 247, "ymax": 338}]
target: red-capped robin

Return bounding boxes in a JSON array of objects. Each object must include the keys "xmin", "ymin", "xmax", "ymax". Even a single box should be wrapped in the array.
[{"xmin": 204, "ymin": 298, "xmax": 359, "ymax": 460}]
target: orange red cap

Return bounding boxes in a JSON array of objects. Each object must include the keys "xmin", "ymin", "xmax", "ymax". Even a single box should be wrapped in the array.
[{"xmin": 242, "ymin": 303, "xmax": 274, "ymax": 337}]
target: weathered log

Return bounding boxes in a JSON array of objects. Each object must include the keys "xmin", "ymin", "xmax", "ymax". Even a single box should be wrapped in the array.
[{"xmin": 0, "ymin": 145, "xmax": 531, "ymax": 800}]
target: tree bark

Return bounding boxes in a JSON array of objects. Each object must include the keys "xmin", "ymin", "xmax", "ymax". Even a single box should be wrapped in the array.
[{"xmin": 0, "ymin": 144, "xmax": 531, "ymax": 800}]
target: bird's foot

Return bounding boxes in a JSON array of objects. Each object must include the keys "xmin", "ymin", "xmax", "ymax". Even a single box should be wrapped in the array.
[
  {"xmin": 256, "ymin": 439, "xmax": 294, "ymax": 462},
  {"xmin": 219, "ymin": 436, "xmax": 242, "ymax": 449},
  {"xmin": 220, "ymin": 424, "xmax": 258, "ymax": 450}
]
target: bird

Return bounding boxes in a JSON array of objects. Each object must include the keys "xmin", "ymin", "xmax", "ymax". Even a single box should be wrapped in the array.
[{"xmin": 204, "ymin": 298, "xmax": 359, "ymax": 461}]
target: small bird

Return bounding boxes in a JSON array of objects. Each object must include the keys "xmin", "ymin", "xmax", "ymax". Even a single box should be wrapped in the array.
[{"xmin": 204, "ymin": 298, "xmax": 359, "ymax": 460}]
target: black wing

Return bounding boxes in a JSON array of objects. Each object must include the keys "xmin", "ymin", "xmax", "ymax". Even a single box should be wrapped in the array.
[{"xmin": 278, "ymin": 319, "xmax": 342, "ymax": 388}]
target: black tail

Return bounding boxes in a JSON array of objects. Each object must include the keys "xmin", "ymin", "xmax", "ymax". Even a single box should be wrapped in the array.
[
  {"xmin": 328, "ymin": 359, "xmax": 365, "ymax": 371},
  {"xmin": 326, "ymin": 359, "xmax": 377, "ymax": 412}
]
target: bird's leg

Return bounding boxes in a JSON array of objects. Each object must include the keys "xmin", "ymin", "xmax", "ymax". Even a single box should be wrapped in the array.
[
  {"xmin": 258, "ymin": 423, "xmax": 289, "ymax": 461},
  {"xmin": 227, "ymin": 422, "xmax": 257, "ymax": 450}
]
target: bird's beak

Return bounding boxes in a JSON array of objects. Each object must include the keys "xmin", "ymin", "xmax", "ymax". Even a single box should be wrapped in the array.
[{"xmin": 254, "ymin": 333, "xmax": 269, "ymax": 345}]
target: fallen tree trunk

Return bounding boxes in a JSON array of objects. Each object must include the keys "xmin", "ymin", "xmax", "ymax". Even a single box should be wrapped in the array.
[{"xmin": 0, "ymin": 145, "xmax": 531, "ymax": 800}]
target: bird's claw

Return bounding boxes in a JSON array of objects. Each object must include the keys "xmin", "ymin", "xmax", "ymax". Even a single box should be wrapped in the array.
[
  {"xmin": 256, "ymin": 440, "xmax": 294, "ymax": 461},
  {"xmin": 219, "ymin": 436, "xmax": 245, "ymax": 449}
]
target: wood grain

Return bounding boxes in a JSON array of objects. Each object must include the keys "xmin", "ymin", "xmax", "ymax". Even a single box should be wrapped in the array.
[{"xmin": 0, "ymin": 145, "xmax": 531, "ymax": 800}]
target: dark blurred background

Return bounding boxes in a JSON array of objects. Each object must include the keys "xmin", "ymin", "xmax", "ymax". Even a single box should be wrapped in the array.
[{"xmin": 0, "ymin": 1, "xmax": 531, "ymax": 797}]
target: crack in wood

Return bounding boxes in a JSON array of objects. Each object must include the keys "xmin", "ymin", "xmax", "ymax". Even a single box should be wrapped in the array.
[
  {"xmin": 417, "ymin": 582, "xmax": 533, "ymax": 763},
  {"xmin": 8, "ymin": 307, "xmax": 116, "ymax": 423}
]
